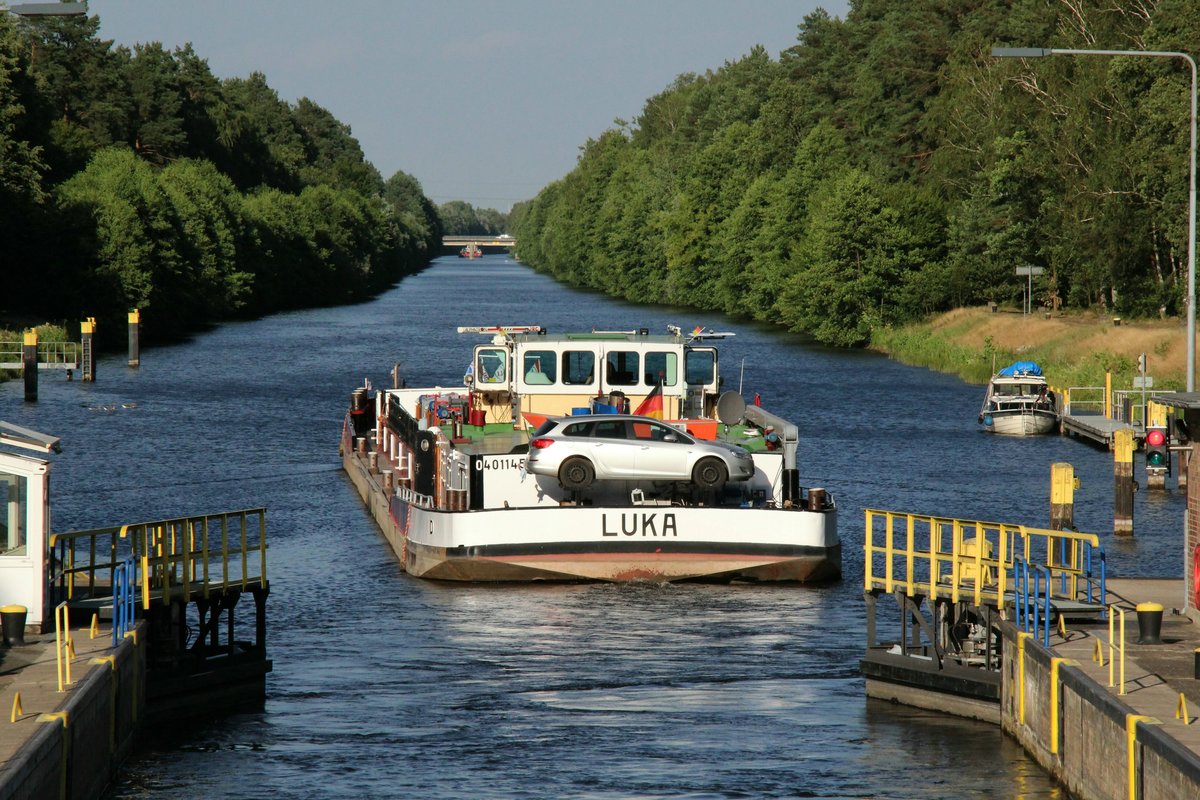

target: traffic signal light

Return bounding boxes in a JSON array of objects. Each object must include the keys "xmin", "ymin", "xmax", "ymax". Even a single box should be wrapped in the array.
[{"xmin": 1145, "ymin": 426, "xmax": 1169, "ymax": 473}]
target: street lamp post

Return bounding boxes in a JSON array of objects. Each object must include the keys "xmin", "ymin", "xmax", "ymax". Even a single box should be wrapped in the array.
[{"xmin": 992, "ymin": 46, "xmax": 1198, "ymax": 392}]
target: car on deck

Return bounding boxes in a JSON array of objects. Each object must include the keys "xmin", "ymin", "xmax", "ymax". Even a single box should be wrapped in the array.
[{"xmin": 525, "ymin": 414, "xmax": 755, "ymax": 491}]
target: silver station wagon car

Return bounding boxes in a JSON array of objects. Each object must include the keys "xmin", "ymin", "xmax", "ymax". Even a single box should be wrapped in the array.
[{"xmin": 525, "ymin": 414, "xmax": 755, "ymax": 491}]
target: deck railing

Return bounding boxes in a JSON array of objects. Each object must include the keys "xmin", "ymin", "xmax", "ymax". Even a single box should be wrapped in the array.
[
  {"xmin": 863, "ymin": 509, "xmax": 1105, "ymax": 610},
  {"xmin": 50, "ymin": 508, "xmax": 268, "ymax": 610}
]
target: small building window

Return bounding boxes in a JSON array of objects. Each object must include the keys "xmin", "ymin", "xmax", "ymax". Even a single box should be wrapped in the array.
[{"xmin": 1, "ymin": 474, "xmax": 26, "ymax": 555}]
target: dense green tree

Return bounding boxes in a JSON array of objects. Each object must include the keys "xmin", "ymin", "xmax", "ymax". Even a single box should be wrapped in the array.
[
  {"xmin": 516, "ymin": 0, "xmax": 1200, "ymax": 345},
  {"xmin": 0, "ymin": 9, "xmax": 439, "ymax": 341},
  {"xmin": 437, "ymin": 200, "xmax": 507, "ymax": 235}
]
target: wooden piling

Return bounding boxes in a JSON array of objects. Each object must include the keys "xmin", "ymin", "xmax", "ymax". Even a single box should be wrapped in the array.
[
  {"xmin": 1114, "ymin": 428, "xmax": 1135, "ymax": 536},
  {"xmin": 21, "ymin": 330, "xmax": 37, "ymax": 403},
  {"xmin": 1050, "ymin": 463, "xmax": 1075, "ymax": 531},
  {"xmin": 127, "ymin": 309, "xmax": 140, "ymax": 368}
]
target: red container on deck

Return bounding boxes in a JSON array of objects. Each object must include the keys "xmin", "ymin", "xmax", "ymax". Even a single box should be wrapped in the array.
[{"xmin": 469, "ymin": 409, "xmax": 486, "ymax": 426}]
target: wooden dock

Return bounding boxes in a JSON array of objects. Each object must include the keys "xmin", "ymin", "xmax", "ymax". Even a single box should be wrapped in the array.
[{"xmin": 1059, "ymin": 412, "xmax": 1138, "ymax": 448}]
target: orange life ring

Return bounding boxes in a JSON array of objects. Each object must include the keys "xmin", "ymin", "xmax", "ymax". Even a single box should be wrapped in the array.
[{"xmin": 1193, "ymin": 545, "xmax": 1200, "ymax": 609}]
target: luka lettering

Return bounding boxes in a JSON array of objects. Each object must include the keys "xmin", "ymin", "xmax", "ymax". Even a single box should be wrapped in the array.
[{"xmin": 601, "ymin": 512, "xmax": 678, "ymax": 537}]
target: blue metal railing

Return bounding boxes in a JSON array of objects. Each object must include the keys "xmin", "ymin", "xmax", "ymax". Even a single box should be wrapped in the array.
[
  {"xmin": 1014, "ymin": 558, "xmax": 1052, "ymax": 647},
  {"xmin": 111, "ymin": 557, "xmax": 136, "ymax": 645}
]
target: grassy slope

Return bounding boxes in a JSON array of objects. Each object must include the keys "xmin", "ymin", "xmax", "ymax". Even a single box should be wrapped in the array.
[{"xmin": 871, "ymin": 307, "xmax": 1189, "ymax": 389}]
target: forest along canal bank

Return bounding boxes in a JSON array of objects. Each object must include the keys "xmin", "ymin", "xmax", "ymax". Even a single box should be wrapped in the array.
[{"xmin": 3, "ymin": 254, "xmax": 1184, "ymax": 798}]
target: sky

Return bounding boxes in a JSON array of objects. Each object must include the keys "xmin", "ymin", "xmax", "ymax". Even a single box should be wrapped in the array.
[{"xmin": 90, "ymin": 0, "xmax": 850, "ymax": 213}]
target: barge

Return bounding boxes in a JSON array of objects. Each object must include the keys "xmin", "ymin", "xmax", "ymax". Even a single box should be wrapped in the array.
[{"xmin": 341, "ymin": 325, "xmax": 840, "ymax": 582}]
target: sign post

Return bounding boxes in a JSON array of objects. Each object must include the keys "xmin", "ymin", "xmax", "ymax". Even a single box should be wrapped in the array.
[{"xmin": 1015, "ymin": 265, "xmax": 1046, "ymax": 315}]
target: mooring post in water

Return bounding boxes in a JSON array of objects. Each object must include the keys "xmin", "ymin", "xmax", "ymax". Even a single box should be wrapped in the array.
[
  {"xmin": 127, "ymin": 308, "xmax": 140, "ymax": 368},
  {"xmin": 21, "ymin": 330, "xmax": 37, "ymax": 403},
  {"xmin": 81, "ymin": 316, "xmax": 96, "ymax": 381},
  {"xmin": 1050, "ymin": 462, "xmax": 1075, "ymax": 531},
  {"xmin": 1114, "ymin": 428, "xmax": 1135, "ymax": 536}
]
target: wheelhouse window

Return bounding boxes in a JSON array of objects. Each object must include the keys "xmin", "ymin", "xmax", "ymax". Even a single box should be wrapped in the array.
[
  {"xmin": 1, "ymin": 474, "xmax": 26, "ymax": 555},
  {"xmin": 561, "ymin": 351, "xmax": 596, "ymax": 386},
  {"xmin": 685, "ymin": 349, "xmax": 715, "ymax": 385},
  {"xmin": 477, "ymin": 348, "xmax": 508, "ymax": 384},
  {"xmin": 605, "ymin": 350, "xmax": 639, "ymax": 386},
  {"xmin": 523, "ymin": 350, "xmax": 556, "ymax": 385},
  {"xmin": 643, "ymin": 352, "xmax": 678, "ymax": 386}
]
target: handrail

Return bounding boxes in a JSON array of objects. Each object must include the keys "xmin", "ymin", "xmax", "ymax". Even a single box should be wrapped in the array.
[
  {"xmin": 864, "ymin": 509, "xmax": 1105, "ymax": 614},
  {"xmin": 1062, "ymin": 385, "xmax": 1105, "ymax": 416},
  {"xmin": 49, "ymin": 508, "xmax": 268, "ymax": 611},
  {"xmin": 1109, "ymin": 605, "xmax": 1128, "ymax": 695},
  {"xmin": 1015, "ymin": 560, "xmax": 1052, "ymax": 646}
]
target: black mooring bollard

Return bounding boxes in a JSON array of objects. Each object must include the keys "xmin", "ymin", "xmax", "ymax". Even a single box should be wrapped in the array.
[
  {"xmin": 1135, "ymin": 602, "xmax": 1163, "ymax": 645},
  {"xmin": 1, "ymin": 605, "xmax": 27, "ymax": 647}
]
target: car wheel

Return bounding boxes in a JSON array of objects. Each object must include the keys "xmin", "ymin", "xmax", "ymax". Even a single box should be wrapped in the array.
[
  {"xmin": 559, "ymin": 457, "xmax": 595, "ymax": 491},
  {"xmin": 692, "ymin": 458, "xmax": 727, "ymax": 491}
]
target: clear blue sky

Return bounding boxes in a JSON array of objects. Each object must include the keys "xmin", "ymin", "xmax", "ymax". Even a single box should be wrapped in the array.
[{"xmin": 92, "ymin": 0, "xmax": 849, "ymax": 212}]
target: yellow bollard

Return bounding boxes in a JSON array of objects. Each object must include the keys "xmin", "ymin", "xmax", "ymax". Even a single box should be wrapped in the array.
[
  {"xmin": 1050, "ymin": 463, "xmax": 1076, "ymax": 531},
  {"xmin": 1178, "ymin": 693, "xmax": 1191, "ymax": 725},
  {"xmin": 10, "ymin": 692, "xmax": 22, "ymax": 723},
  {"xmin": 1093, "ymin": 638, "xmax": 1105, "ymax": 667},
  {"xmin": 90, "ymin": 613, "xmax": 99, "ymax": 640}
]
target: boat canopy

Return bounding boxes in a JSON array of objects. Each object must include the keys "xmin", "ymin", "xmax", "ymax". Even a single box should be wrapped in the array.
[{"xmin": 997, "ymin": 361, "xmax": 1043, "ymax": 377}]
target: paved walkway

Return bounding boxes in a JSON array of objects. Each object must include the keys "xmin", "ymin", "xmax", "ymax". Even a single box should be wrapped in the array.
[
  {"xmin": 0, "ymin": 627, "xmax": 118, "ymax": 765},
  {"xmin": 1049, "ymin": 578, "xmax": 1200, "ymax": 752}
]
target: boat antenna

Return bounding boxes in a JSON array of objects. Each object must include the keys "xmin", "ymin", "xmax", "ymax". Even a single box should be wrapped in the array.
[{"xmin": 739, "ymin": 357, "xmax": 746, "ymax": 394}]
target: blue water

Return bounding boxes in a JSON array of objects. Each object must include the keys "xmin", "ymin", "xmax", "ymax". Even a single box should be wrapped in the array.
[{"xmin": 6, "ymin": 255, "xmax": 1180, "ymax": 798}]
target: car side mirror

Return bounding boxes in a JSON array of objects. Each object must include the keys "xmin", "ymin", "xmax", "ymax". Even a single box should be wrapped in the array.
[{"xmin": 663, "ymin": 433, "xmax": 678, "ymax": 442}]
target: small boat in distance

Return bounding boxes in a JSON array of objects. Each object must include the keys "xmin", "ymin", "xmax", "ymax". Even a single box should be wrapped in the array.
[
  {"xmin": 978, "ymin": 361, "xmax": 1058, "ymax": 435},
  {"xmin": 459, "ymin": 243, "xmax": 482, "ymax": 259}
]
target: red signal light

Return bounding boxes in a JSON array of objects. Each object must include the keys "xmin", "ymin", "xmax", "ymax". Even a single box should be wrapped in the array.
[
  {"xmin": 531, "ymin": 438, "xmax": 555, "ymax": 449},
  {"xmin": 1146, "ymin": 429, "xmax": 1166, "ymax": 447}
]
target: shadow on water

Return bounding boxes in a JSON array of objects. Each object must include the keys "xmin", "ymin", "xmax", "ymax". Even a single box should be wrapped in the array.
[{"xmin": 3, "ymin": 256, "xmax": 1149, "ymax": 797}]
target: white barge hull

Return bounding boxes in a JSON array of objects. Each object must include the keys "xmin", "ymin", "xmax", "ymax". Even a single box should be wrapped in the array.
[
  {"xmin": 403, "ymin": 504, "xmax": 840, "ymax": 582},
  {"xmin": 344, "ymin": 446, "xmax": 839, "ymax": 583}
]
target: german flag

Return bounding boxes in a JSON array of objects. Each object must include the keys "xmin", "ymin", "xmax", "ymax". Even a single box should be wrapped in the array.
[{"xmin": 634, "ymin": 380, "xmax": 664, "ymax": 419}]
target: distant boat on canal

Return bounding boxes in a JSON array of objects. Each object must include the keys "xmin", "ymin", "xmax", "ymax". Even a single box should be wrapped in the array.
[{"xmin": 978, "ymin": 361, "xmax": 1058, "ymax": 435}]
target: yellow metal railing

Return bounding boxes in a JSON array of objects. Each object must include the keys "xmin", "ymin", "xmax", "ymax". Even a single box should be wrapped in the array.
[
  {"xmin": 864, "ymin": 509, "xmax": 1102, "ymax": 608},
  {"xmin": 50, "ymin": 508, "xmax": 268, "ymax": 611}
]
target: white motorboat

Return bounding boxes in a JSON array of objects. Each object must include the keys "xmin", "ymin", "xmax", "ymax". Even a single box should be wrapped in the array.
[{"xmin": 978, "ymin": 361, "xmax": 1058, "ymax": 436}]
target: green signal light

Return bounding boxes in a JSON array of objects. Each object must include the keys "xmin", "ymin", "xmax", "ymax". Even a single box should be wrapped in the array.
[{"xmin": 1148, "ymin": 452, "xmax": 1166, "ymax": 467}]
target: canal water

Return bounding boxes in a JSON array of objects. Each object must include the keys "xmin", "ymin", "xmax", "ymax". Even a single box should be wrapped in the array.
[{"xmin": 3, "ymin": 255, "xmax": 1185, "ymax": 798}]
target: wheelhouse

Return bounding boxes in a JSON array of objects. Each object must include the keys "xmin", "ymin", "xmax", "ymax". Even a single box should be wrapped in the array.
[{"xmin": 460, "ymin": 326, "xmax": 724, "ymax": 423}]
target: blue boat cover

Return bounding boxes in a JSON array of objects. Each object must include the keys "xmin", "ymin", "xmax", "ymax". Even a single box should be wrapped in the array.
[{"xmin": 997, "ymin": 361, "xmax": 1043, "ymax": 377}]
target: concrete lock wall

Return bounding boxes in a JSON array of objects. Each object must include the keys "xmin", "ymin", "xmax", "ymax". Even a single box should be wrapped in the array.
[
  {"xmin": 1000, "ymin": 623, "xmax": 1200, "ymax": 800},
  {"xmin": 0, "ymin": 624, "xmax": 144, "ymax": 800}
]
